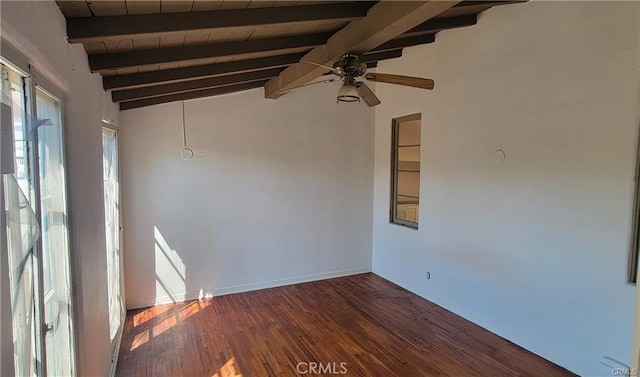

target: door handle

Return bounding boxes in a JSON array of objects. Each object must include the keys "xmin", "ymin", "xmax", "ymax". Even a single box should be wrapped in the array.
[{"xmin": 42, "ymin": 322, "xmax": 54, "ymax": 335}]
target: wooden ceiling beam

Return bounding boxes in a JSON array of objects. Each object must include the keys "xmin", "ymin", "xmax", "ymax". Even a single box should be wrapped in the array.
[
  {"xmin": 103, "ymin": 52, "xmax": 307, "ymax": 90},
  {"xmin": 119, "ymin": 80, "xmax": 270, "ymax": 111},
  {"xmin": 112, "ymin": 67, "xmax": 285, "ymax": 102},
  {"xmin": 406, "ymin": 14, "xmax": 477, "ymax": 35},
  {"xmin": 361, "ymin": 49, "xmax": 404, "ymax": 64},
  {"xmin": 263, "ymin": 1, "xmax": 459, "ymax": 99},
  {"xmin": 103, "ymin": 49, "xmax": 402, "ymax": 91},
  {"xmin": 454, "ymin": 0, "xmax": 524, "ymax": 8},
  {"xmin": 371, "ymin": 34, "xmax": 435, "ymax": 53},
  {"xmin": 89, "ymin": 32, "xmax": 332, "ymax": 72},
  {"xmin": 66, "ymin": 2, "xmax": 374, "ymax": 43}
]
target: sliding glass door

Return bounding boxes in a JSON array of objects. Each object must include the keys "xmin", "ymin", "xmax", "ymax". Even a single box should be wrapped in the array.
[
  {"xmin": 35, "ymin": 87, "xmax": 75, "ymax": 377},
  {"xmin": 2, "ymin": 61, "xmax": 39, "ymax": 377},
  {"xmin": 1, "ymin": 58, "xmax": 75, "ymax": 376}
]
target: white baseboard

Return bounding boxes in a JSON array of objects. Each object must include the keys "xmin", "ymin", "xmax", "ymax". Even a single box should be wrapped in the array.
[{"xmin": 128, "ymin": 267, "xmax": 372, "ymax": 310}]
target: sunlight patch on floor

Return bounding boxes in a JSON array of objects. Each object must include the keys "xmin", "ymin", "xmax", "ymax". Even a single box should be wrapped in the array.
[
  {"xmin": 130, "ymin": 300, "xmax": 212, "ymax": 351},
  {"xmin": 152, "ymin": 300, "xmax": 210, "ymax": 337},
  {"xmin": 133, "ymin": 304, "xmax": 174, "ymax": 327},
  {"xmin": 211, "ymin": 357, "xmax": 242, "ymax": 377},
  {"xmin": 130, "ymin": 330, "xmax": 149, "ymax": 351}
]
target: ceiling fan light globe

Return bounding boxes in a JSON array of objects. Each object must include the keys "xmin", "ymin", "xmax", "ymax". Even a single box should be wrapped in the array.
[
  {"xmin": 337, "ymin": 82, "xmax": 360, "ymax": 103},
  {"xmin": 337, "ymin": 94, "xmax": 360, "ymax": 103}
]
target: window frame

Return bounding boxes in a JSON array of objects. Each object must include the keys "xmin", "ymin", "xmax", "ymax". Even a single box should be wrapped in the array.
[
  {"xmin": 1, "ymin": 52, "xmax": 48, "ymax": 377},
  {"xmin": 1, "ymin": 41, "xmax": 78, "ymax": 376},
  {"xmin": 33, "ymin": 79, "xmax": 77, "ymax": 376},
  {"xmin": 390, "ymin": 113, "xmax": 422, "ymax": 230},
  {"xmin": 101, "ymin": 124, "xmax": 126, "ymax": 376}
]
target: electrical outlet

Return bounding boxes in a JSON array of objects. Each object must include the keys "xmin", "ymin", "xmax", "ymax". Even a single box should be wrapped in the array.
[{"xmin": 425, "ymin": 271, "xmax": 431, "ymax": 280}]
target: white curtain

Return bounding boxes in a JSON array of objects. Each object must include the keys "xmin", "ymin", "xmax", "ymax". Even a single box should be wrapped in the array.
[{"xmin": 102, "ymin": 128, "xmax": 122, "ymax": 340}]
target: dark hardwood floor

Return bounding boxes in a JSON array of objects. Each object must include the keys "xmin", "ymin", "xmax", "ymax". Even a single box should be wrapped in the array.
[{"xmin": 115, "ymin": 273, "xmax": 575, "ymax": 377}]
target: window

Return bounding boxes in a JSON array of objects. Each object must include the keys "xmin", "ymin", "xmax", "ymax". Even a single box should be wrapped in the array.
[
  {"xmin": 1, "ymin": 61, "xmax": 39, "ymax": 377},
  {"xmin": 35, "ymin": 86, "xmax": 75, "ymax": 377},
  {"xmin": 102, "ymin": 127, "xmax": 124, "ymax": 346},
  {"xmin": 2, "ymin": 48, "xmax": 76, "ymax": 376},
  {"xmin": 390, "ymin": 113, "xmax": 421, "ymax": 229}
]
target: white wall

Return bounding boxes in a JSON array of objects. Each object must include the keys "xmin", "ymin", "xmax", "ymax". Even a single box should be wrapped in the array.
[
  {"xmin": 120, "ymin": 84, "xmax": 374, "ymax": 309},
  {"xmin": 1, "ymin": 1, "xmax": 119, "ymax": 376},
  {"xmin": 372, "ymin": 1, "xmax": 639, "ymax": 376}
]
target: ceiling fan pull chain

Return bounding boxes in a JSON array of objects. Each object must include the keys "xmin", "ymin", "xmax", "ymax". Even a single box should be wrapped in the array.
[
  {"xmin": 180, "ymin": 101, "xmax": 194, "ymax": 160},
  {"xmin": 181, "ymin": 101, "xmax": 186, "ymax": 148}
]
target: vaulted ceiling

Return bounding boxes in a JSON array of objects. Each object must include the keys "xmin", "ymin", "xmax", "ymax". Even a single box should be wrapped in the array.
[{"xmin": 55, "ymin": 0, "xmax": 523, "ymax": 110}]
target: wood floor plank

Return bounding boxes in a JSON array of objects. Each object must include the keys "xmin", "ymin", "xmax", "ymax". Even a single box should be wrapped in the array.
[{"xmin": 116, "ymin": 273, "xmax": 576, "ymax": 377}]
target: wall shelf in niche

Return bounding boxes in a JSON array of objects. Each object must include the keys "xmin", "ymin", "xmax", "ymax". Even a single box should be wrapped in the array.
[
  {"xmin": 398, "ymin": 161, "xmax": 420, "ymax": 172},
  {"xmin": 391, "ymin": 113, "xmax": 421, "ymax": 228}
]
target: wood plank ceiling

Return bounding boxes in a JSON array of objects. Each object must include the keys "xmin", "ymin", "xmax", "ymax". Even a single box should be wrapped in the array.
[{"xmin": 55, "ymin": 0, "xmax": 523, "ymax": 110}]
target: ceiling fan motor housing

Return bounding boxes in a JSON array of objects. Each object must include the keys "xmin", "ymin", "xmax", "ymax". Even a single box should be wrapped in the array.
[{"xmin": 333, "ymin": 54, "xmax": 367, "ymax": 79}]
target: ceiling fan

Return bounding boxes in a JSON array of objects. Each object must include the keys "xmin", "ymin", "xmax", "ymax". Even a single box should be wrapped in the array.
[{"xmin": 287, "ymin": 54, "xmax": 435, "ymax": 107}]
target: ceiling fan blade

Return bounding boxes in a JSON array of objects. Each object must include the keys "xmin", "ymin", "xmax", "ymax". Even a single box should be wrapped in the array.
[
  {"xmin": 356, "ymin": 82, "xmax": 381, "ymax": 107},
  {"xmin": 364, "ymin": 73, "xmax": 434, "ymax": 90},
  {"xmin": 281, "ymin": 78, "xmax": 338, "ymax": 93},
  {"xmin": 301, "ymin": 60, "xmax": 340, "ymax": 74}
]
